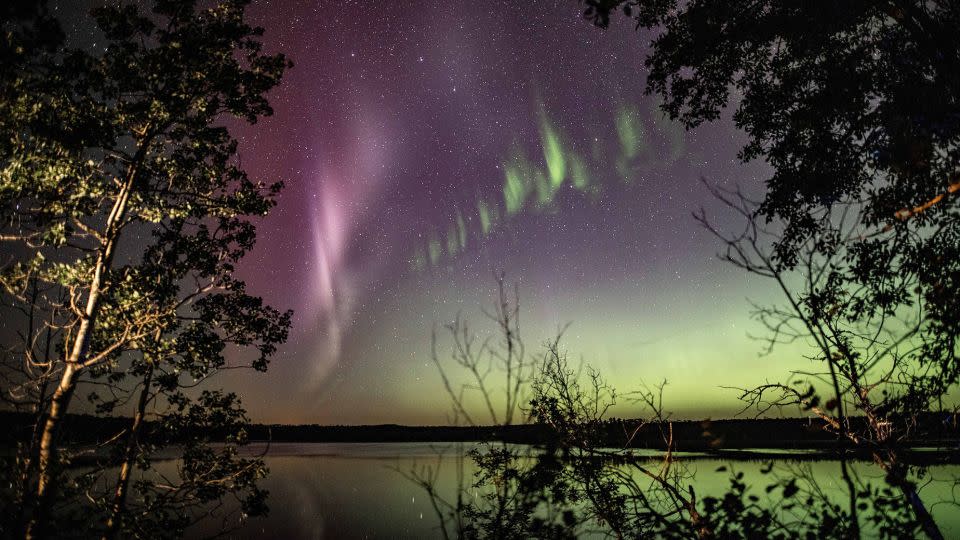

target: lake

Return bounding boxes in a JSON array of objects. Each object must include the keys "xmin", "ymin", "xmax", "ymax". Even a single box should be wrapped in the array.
[{"xmin": 180, "ymin": 442, "xmax": 960, "ymax": 539}]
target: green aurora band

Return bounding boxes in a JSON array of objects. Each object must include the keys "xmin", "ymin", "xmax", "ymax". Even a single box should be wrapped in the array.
[{"xmin": 409, "ymin": 101, "xmax": 685, "ymax": 271}]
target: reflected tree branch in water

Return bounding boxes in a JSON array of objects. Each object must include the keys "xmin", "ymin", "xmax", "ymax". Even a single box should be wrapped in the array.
[{"xmin": 410, "ymin": 262, "xmax": 957, "ymax": 539}]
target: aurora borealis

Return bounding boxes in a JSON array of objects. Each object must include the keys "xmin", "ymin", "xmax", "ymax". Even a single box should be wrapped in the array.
[{"xmin": 219, "ymin": 0, "xmax": 817, "ymax": 425}]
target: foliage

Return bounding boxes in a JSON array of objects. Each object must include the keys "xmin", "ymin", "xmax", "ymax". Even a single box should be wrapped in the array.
[
  {"xmin": 413, "ymin": 276, "xmax": 938, "ymax": 538},
  {"xmin": 0, "ymin": 0, "xmax": 291, "ymax": 537},
  {"xmin": 524, "ymin": 341, "xmax": 931, "ymax": 538},
  {"xmin": 411, "ymin": 0, "xmax": 960, "ymax": 531},
  {"xmin": 580, "ymin": 0, "xmax": 960, "ymax": 419},
  {"xmin": 110, "ymin": 391, "xmax": 269, "ymax": 539},
  {"xmin": 577, "ymin": 2, "xmax": 960, "ymax": 537}
]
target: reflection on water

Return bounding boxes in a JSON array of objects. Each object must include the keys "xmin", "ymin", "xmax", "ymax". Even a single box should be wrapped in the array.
[{"xmin": 182, "ymin": 443, "xmax": 960, "ymax": 539}]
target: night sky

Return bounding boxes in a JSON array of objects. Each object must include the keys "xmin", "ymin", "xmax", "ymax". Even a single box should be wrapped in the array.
[{"xmin": 188, "ymin": 0, "xmax": 813, "ymax": 425}]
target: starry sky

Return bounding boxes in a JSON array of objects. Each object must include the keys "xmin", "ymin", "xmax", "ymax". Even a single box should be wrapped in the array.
[{"xmin": 198, "ymin": 0, "xmax": 813, "ymax": 425}]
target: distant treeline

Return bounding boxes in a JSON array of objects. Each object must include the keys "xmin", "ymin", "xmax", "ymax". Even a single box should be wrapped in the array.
[
  {"xmin": 3, "ymin": 411, "xmax": 956, "ymax": 452},
  {"xmin": 246, "ymin": 415, "xmax": 960, "ymax": 451}
]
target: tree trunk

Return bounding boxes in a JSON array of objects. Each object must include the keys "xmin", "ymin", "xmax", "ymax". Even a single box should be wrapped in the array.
[
  {"xmin": 24, "ymin": 362, "xmax": 78, "ymax": 540},
  {"xmin": 25, "ymin": 171, "xmax": 136, "ymax": 540},
  {"xmin": 102, "ymin": 366, "xmax": 153, "ymax": 540}
]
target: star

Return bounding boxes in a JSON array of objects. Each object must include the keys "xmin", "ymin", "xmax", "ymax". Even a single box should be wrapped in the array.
[{"xmin": 229, "ymin": 0, "xmax": 781, "ymax": 425}]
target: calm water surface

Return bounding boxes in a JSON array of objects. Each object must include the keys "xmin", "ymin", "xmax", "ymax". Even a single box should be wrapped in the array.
[{"xmin": 181, "ymin": 442, "xmax": 960, "ymax": 539}]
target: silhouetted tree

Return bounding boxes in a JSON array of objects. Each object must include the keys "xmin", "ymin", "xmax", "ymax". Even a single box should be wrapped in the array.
[
  {"xmin": 415, "ymin": 286, "xmax": 916, "ymax": 539},
  {"xmin": 584, "ymin": 2, "xmax": 960, "ymax": 538},
  {"xmin": 429, "ymin": 273, "xmax": 530, "ymax": 428},
  {"xmin": 0, "ymin": 0, "xmax": 291, "ymax": 538},
  {"xmin": 407, "ymin": 274, "xmax": 562, "ymax": 539},
  {"xmin": 695, "ymin": 181, "xmax": 942, "ymax": 539}
]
